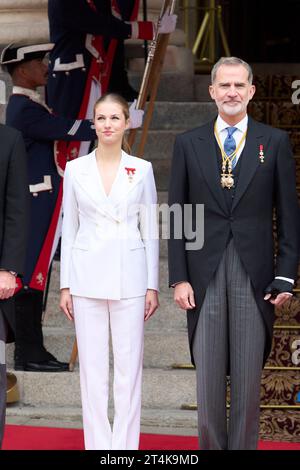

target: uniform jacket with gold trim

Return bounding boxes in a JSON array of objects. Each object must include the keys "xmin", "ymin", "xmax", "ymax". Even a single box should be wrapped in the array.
[
  {"xmin": 47, "ymin": 0, "xmax": 136, "ymax": 118},
  {"xmin": 6, "ymin": 92, "xmax": 96, "ymax": 286}
]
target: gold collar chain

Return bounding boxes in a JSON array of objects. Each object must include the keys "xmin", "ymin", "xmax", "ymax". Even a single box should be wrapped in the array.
[
  {"xmin": 214, "ymin": 122, "xmax": 247, "ymax": 165},
  {"xmin": 214, "ymin": 122, "xmax": 248, "ymax": 190}
]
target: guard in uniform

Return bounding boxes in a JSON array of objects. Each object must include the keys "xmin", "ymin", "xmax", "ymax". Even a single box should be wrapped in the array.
[
  {"xmin": 47, "ymin": 0, "xmax": 176, "ymax": 171},
  {"xmin": 47, "ymin": 0, "xmax": 154, "ymax": 118},
  {"xmin": 107, "ymin": 0, "xmax": 145, "ymax": 100},
  {"xmin": 1, "ymin": 42, "xmax": 97, "ymax": 372}
]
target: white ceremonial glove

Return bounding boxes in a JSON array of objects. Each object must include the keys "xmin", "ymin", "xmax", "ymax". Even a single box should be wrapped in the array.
[
  {"xmin": 129, "ymin": 99, "xmax": 144, "ymax": 129},
  {"xmin": 157, "ymin": 12, "xmax": 177, "ymax": 35}
]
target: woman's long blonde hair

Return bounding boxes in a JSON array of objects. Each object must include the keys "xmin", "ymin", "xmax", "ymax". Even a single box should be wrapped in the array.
[{"xmin": 93, "ymin": 93, "xmax": 131, "ymax": 154}]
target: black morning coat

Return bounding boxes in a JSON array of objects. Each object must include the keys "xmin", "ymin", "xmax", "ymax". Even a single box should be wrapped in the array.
[
  {"xmin": 168, "ymin": 117, "xmax": 300, "ymax": 366},
  {"xmin": 0, "ymin": 124, "xmax": 29, "ymax": 342}
]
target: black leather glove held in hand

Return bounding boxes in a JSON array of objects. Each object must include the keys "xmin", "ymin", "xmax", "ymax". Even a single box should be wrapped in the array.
[{"xmin": 264, "ymin": 279, "xmax": 293, "ymax": 299}]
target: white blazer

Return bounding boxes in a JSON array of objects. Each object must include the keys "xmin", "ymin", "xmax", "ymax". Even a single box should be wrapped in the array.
[{"xmin": 60, "ymin": 149, "xmax": 159, "ymax": 300}]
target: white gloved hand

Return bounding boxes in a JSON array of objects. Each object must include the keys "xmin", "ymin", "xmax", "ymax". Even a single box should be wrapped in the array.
[
  {"xmin": 129, "ymin": 99, "xmax": 144, "ymax": 129},
  {"xmin": 157, "ymin": 12, "xmax": 177, "ymax": 35}
]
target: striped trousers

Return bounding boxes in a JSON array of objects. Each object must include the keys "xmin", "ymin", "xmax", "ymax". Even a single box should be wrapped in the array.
[{"xmin": 193, "ymin": 239, "xmax": 265, "ymax": 450}]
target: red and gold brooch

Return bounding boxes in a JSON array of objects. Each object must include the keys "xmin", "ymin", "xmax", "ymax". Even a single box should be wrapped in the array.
[{"xmin": 125, "ymin": 167, "xmax": 136, "ymax": 183}]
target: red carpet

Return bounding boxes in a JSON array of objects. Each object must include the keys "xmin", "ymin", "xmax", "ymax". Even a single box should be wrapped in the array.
[{"xmin": 2, "ymin": 425, "xmax": 300, "ymax": 450}]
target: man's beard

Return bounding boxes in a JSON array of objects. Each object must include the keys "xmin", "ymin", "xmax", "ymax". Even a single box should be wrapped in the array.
[{"xmin": 221, "ymin": 101, "xmax": 247, "ymax": 116}]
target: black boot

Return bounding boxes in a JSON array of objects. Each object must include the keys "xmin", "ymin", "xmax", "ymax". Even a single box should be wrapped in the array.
[{"xmin": 14, "ymin": 288, "xmax": 69, "ymax": 372}]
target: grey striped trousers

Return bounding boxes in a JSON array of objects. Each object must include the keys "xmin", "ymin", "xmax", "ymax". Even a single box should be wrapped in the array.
[{"xmin": 192, "ymin": 239, "xmax": 265, "ymax": 450}]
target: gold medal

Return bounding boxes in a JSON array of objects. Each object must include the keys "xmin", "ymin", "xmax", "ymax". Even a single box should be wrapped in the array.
[{"xmin": 221, "ymin": 173, "xmax": 234, "ymax": 189}]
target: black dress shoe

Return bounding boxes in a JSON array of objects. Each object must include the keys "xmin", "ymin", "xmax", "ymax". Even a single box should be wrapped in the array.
[
  {"xmin": 47, "ymin": 359, "xmax": 70, "ymax": 371},
  {"xmin": 15, "ymin": 359, "xmax": 69, "ymax": 372}
]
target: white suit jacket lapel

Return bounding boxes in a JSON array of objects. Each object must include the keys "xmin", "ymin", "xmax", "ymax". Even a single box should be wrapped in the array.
[
  {"xmin": 73, "ymin": 150, "xmax": 145, "ymax": 221},
  {"xmin": 108, "ymin": 151, "xmax": 145, "ymax": 208},
  {"xmin": 74, "ymin": 150, "xmax": 118, "ymax": 222}
]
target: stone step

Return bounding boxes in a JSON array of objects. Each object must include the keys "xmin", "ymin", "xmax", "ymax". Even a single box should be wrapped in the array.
[
  {"xmin": 6, "ymin": 326, "xmax": 190, "ymax": 369},
  {"xmin": 137, "ymin": 130, "xmax": 177, "ymax": 160},
  {"xmin": 152, "ymin": 158, "xmax": 172, "ymax": 191},
  {"xmin": 6, "ymin": 406, "xmax": 299, "ymax": 443},
  {"xmin": 158, "ymin": 190, "xmax": 168, "ymax": 204},
  {"xmin": 6, "ymin": 367, "xmax": 298, "ymax": 411},
  {"xmin": 129, "ymin": 72, "xmax": 196, "ymax": 102},
  {"xmin": 7, "ymin": 368, "xmax": 196, "ymax": 410},
  {"xmin": 194, "ymin": 75, "xmax": 211, "ymax": 102},
  {"xmin": 132, "ymin": 132, "xmax": 176, "ymax": 188},
  {"xmin": 147, "ymin": 101, "xmax": 215, "ymax": 130},
  {"xmin": 133, "ymin": 101, "xmax": 216, "ymax": 165},
  {"xmin": 8, "ymin": 316, "xmax": 299, "ymax": 370},
  {"xmin": 39, "ymin": 286, "xmax": 186, "ymax": 332},
  {"xmin": 129, "ymin": 74, "xmax": 214, "ymax": 104},
  {"xmin": 6, "ymin": 405, "xmax": 198, "ymax": 432},
  {"xmin": 133, "ymin": 129, "xmax": 184, "ymax": 190}
]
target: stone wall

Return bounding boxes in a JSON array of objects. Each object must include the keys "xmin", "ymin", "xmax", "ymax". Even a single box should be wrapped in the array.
[{"xmin": 0, "ymin": 0, "xmax": 48, "ymax": 44}]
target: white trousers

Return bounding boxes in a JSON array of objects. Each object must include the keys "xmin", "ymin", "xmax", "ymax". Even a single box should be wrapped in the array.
[{"xmin": 72, "ymin": 295, "xmax": 145, "ymax": 450}]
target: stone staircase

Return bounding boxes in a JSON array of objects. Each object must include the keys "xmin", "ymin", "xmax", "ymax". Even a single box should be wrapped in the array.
[{"xmin": 2, "ymin": 61, "xmax": 300, "ymax": 440}]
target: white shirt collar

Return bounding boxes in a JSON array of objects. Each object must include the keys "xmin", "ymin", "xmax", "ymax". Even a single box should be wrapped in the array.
[
  {"xmin": 216, "ymin": 114, "xmax": 248, "ymax": 134},
  {"xmin": 12, "ymin": 86, "xmax": 42, "ymax": 104},
  {"xmin": 12, "ymin": 86, "xmax": 53, "ymax": 113}
]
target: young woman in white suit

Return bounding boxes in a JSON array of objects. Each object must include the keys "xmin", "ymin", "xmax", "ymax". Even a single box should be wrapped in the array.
[{"xmin": 60, "ymin": 93, "xmax": 159, "ymax": 450}]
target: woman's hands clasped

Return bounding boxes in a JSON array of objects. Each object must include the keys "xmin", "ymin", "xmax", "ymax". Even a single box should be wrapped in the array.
[{"xmin": 144, "ymin": 289, "xmax": 159, "ymax": 321}]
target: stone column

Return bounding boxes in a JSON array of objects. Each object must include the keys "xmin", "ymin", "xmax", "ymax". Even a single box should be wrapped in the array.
[{"xmin": 0, "ymin": 0, "xmax": 48, "ymax": 45}]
